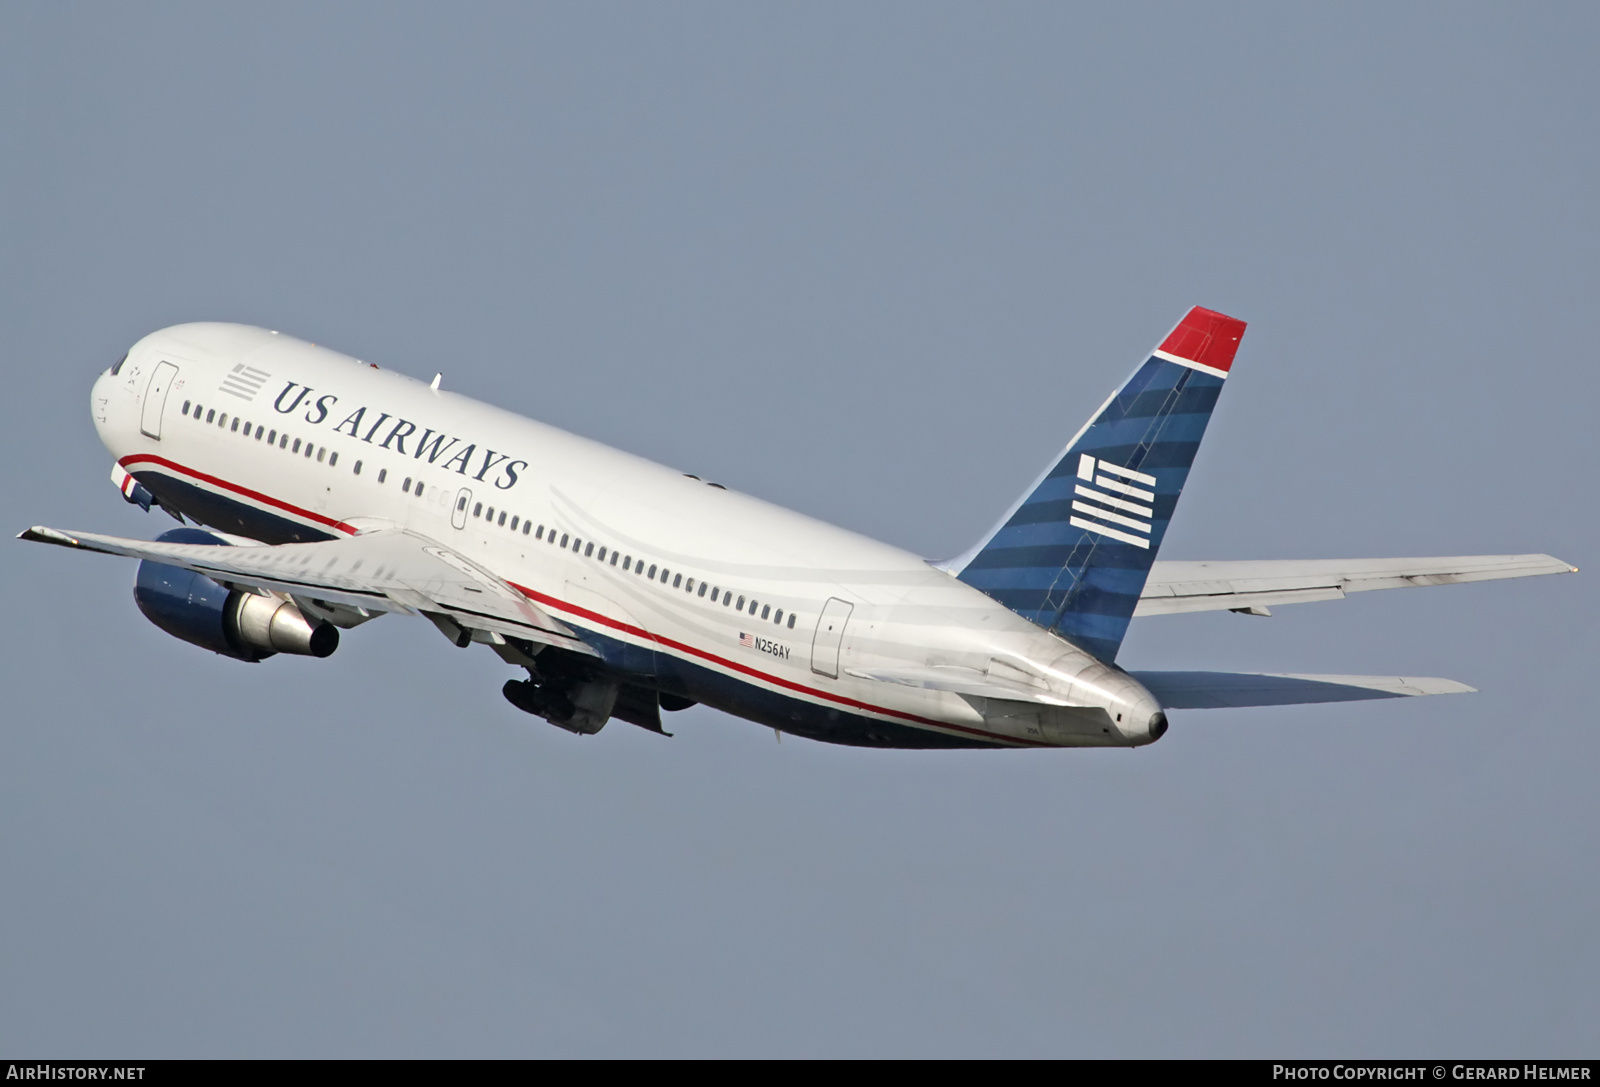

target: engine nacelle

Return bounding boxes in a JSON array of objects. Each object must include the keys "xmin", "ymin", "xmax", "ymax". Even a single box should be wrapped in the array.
[
  {"xmin": 133, "ymin": 528, "xmax": 338, "ymax": 662},
  {"xmin": 503, "ymin": 676, "xmax": 615, "ymax": 734}
]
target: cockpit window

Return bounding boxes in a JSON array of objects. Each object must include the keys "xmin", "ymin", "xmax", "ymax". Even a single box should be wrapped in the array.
[{"xmin": 110, "ymin": 353, "xmax": 127, "ymax": 376}]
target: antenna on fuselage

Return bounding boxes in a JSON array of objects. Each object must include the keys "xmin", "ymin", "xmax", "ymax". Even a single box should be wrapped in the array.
[{"xmin": 430, "ymin": 373, "xmax": 442, "ymax": 391}]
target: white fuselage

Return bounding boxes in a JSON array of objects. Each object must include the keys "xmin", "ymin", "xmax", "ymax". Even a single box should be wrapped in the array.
[{"xmin": 93, "ymin": 323, "xmax": 1164, "ymax": 748}]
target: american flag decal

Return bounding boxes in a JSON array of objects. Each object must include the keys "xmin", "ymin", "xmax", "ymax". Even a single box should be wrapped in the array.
[
  {"xmin": 219, "ymin": 362, "xmax": 272, "ymax": 402},
  {"xmin": 739, "ymin": 632, "xmax": 755, "ymax": 648},
  {"xmin": 1069, "ymin": 454, "xmax": 1155, "ymax": 549}
]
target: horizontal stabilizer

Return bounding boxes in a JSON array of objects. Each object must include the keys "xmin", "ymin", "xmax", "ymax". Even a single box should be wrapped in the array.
[
  {"xmin": 1131, "ymin": 671, "xmax": 1475, "ymax": 709},
  {"xmin": 1135, "ymin": 554, "xmax": 1576, "ymax": 617}
]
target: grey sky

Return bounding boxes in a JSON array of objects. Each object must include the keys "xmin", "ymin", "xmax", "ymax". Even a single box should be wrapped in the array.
[{"xmin": 2, "ymin": 2, "xmax": 1596, "ymax": 1057}]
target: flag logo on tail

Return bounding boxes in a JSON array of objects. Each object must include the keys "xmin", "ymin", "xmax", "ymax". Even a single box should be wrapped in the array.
[{"xmin": 1069, "ymin": 454, "xmax": 1154, "ymax": 549}]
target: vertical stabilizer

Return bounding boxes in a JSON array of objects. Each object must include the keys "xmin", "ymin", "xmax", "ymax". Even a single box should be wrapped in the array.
[{"xmin": 950, "ymin": 307, "xmax": 1246, "ymax": 662}]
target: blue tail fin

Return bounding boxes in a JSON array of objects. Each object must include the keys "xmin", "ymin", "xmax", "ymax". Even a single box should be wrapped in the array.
[{"xmin": 950, "ymin": 306, "xmax": 1247, "ymax": 662}]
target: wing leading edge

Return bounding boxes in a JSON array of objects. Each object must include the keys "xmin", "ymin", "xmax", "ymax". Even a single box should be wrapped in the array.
[
  {"xmin": 1135, "ymin": 554, "xmax": 1575, "ymax": 617},
  {"xmin": 19, "ymin": 525, "xmax": 596, "ymax": 656}
]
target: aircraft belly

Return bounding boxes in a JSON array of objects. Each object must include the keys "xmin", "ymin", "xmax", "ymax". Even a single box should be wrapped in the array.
[
  {"xmin": 659, "ymin": 649, "xmax": 1005, "ymax": 749},
  {"xmin": 133, "ymin": 469, "xmax": 339, "ymax": 544}
]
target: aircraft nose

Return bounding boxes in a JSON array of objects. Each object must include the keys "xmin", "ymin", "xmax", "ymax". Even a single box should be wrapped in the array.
[{"xmin": 90, "ymin": 351, "xmax": 130, "ymax": 447}]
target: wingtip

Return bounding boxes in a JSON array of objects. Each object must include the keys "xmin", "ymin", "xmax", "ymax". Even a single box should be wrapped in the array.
[{"xmin": 18, "ymin": 526, "xmax": 77, "ymax": 546}]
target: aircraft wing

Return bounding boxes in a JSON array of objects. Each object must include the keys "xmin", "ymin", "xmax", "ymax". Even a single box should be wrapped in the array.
[
  {"xmin": 1131, "ymin": 671, "xmax": 1474, "ymax": 709},
  {"xmin": 18, "ymin": 525, "xmax": 596, "ymax": 656},
  {"xmin": 1134, "ymin": 555, "xmax": 1576, "ymax": 617}
]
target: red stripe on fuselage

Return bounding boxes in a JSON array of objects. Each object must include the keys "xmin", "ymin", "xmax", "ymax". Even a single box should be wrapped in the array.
[
  {"xmin": 119, "ymin": 453, "xmax": 358, "ymax": 535},
  {"xmin": 509, "ymin": 581, "xmax": 1049, "ymax": 748}
]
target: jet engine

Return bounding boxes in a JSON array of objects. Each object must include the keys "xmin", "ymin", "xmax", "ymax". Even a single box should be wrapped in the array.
[
  {"xmin": 502, "ymin": 673, "xmax": 616, "ymax": 734},
  {"xmin": 133, "ymin": 528, "xmax": 338, "ymax": 662},
  {"xmin": 499, "ymin": 642, "xmax": 679, "ymax": 736}
]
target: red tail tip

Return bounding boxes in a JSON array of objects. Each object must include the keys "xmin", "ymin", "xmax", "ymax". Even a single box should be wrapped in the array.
[{"xmin": 1158, "ymin": 307, "xmax": 1247, "ymax": 373}]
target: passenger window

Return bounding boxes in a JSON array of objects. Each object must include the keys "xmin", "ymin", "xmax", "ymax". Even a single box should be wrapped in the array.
[
  {"xmin": 510, "ymin": 516, "xmax": 519, "ymax": 531},
  {"xmin": 724, "ymin": 594, "xmax": 732, "ymax": 607},
  {"xmin": 268, "ymin": 429, "xmax": 277, "ymax": 444},
  {"xmin": 474, "ymin": 503, "xmax": 483, "ymax": 518},
  {"xmin": 622, "ymin": 557, "xmax": 631, "ymax": 570},
  {"xmin": 230, "ymin": 418, "xmax": 240, "ymax": 432},
  {"xmin": 597, "ymin": 547, "xmax": 606, "ymax": 562},
  {"xmin": 787, "ymin": 614, "xmax": 796, "ymax": 629},
  {"xmin": 736, "ymin": 596, "xmax": 745, "ymax": 610},
  {"xmin": 648, "ymin": 564, "xmax": 658, "ymax": 579},
  {"xmin": 256, "ymin": 426, "xmax": 265, "ymax": 439},
  {"xmin": 709, "ymin": 588, "xmax": 718, "ymax": 602},
  {"xmin": 402, "ymin": 477, "xmax": 412, "ymax": 493},
  {"xmin": 378, "ymin": 468, "xmax": 387, "ymax": 483},
  {"xmin": 560, "ymin": 534, "xmax": 569, "ymax": 548},
  {"xmin": 522, "ymin": 521, "xmax": 531, "ymax": 535},
  {"xmin": 182, "ymin": 400, "xmax": 191, "ymax": 415},
  {"xmin": 292, "ymin": 438, "xmax": 301, "ymax": 453},
  {"xmin": 206, "ymin": 409, "xmax": 215, "ymax": 423},
  {"xmin": 584, "ymin": 542, "xmax": 593, "ymax": 557},
  {"xmin": 457, "ymin": 495, "xmax": 467, "ymax": 511},
  {"xmin": 499, "ymin": 512, "xmax": 507, "ymax": 527},
  {"xmin": 304, "ymin": 444, "xmax": 313, "ymax": 458},
  {"xmin": 684, "ymin": 577, "xmax": 693, "ymax": 592},
  {"xmin": 354, "ymin": 460, "xmax": 362, "ymax": 475},
  {"xmin": 749, "ymin": 600, "xmax": 759, "ymax": 615},
  {"xmin": 279, "ymin": 434, "xmax": 288, "ymax": 449},
  {"xmin": 661, "ymin": 568, "xmax": 670, "ymax": 583},
  {"xmin": 486, "ymin": 506, "xmax": 495, "ymax": 521},
  {"xmin": 761, "ymin": 605, "xmax": 770, "ymax": 620},
  {"xmin": 609, "ymin": 551, "xmax": 618, "ymax": 566},
  {"xmin": 698, "ymin": 583, "xmax": 707, "ymax": 598},
  {"xmin": 673, "ymin": 574, "xmax": 683, "ymax": 588},
  {"xmin": 329, "ymin": 452, "xmax": 338, "ymax": 467},
  {"xmin": 317, "ymin": 448, "xmax": 326, "ymax": 463},
  {"xmin": 218, "ymin": 413, "xmax": 226, "ymax": 427},
  {"xmin": 773, "ymin": 609, "xmax": 782, "ymax": 624},
  {"xmin": 535, "ymin": 526, "xmax": 544, "ymax": 540}
]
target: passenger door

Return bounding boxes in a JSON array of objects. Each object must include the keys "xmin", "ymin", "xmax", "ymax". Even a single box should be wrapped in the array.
[
  {"xmin": 810, "ymin": 597, "xmax": 853, "ymax": 678},
  {"xmin": 139, "ymin": 361, "xmax": 179, "ymax": 440}
]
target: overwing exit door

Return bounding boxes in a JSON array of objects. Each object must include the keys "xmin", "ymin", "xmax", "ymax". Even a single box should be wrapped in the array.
[
  {"xmin": 452, "ymin": 488, "xmax": 472, "ymax": 529},
  {"xmin": 140, "ymin": 361, "xmax": 179, "ymax": 440},
  {"xmin": 810, "ymin": 597, "xmax": 854, "ymax": 679}
]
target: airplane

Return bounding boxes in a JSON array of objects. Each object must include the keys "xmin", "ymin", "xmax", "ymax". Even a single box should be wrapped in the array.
[{"xmin": 20, "ymin": 307, "xmax": 1576, "ymax": 748}]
